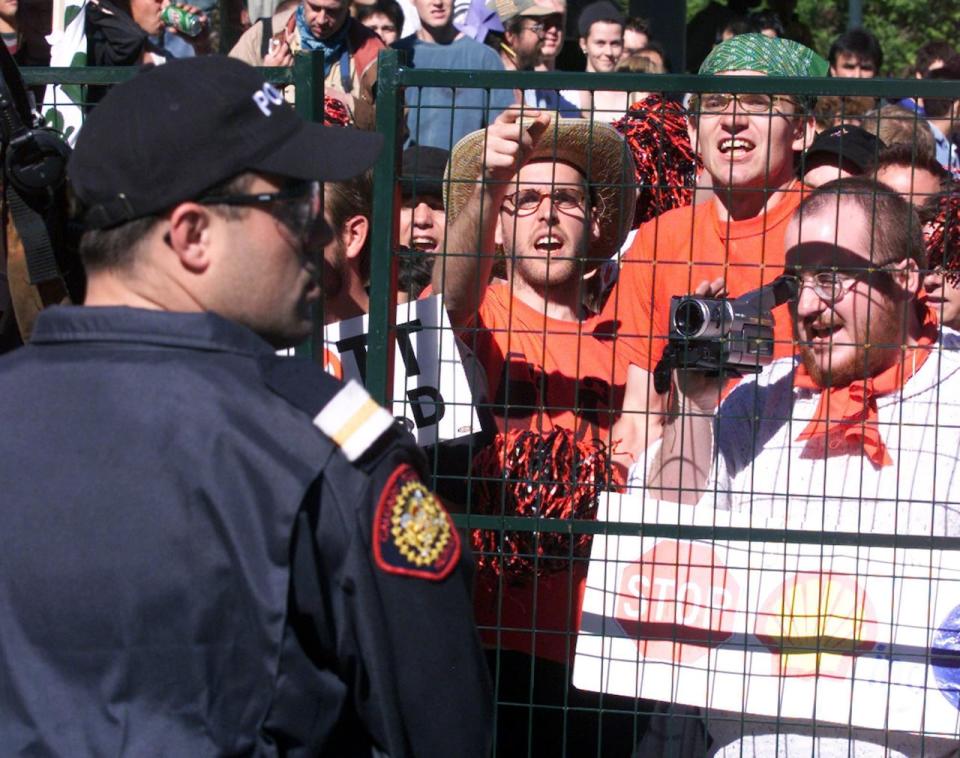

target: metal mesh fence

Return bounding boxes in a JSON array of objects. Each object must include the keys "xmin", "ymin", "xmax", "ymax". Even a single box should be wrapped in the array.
[
  {"xmin": 25, "ymin": 53, "xmax": 960, "ymax": 756},
  {"xmin": 372, "ymin": 54, "xmax": 960, "ymax": 757}
]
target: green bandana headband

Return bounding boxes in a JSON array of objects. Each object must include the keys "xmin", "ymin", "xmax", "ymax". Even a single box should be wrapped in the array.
[{"xmin": 699, "ymin": 33, "xmax": 829, "ymax": 78}]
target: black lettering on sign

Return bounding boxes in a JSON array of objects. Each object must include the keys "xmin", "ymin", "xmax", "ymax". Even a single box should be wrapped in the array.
[
  {"xmin": 336, "ymin": 333, "xmax": 369, "ymax": 383},
  {"xmin": 407, "ymin": 386, "xmax": 446, "ymax": 428},
  {"xmin": 395, "ymin": 319, "xmax": 423, "ymax": 377}
]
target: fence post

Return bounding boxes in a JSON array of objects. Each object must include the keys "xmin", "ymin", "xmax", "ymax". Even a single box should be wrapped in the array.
[
  {"xmin": 366, "ymin": 48, "xmax": 403, "ymax": 406},
  {"xmin": 292, "ymin": 51, "xmax": 325, "ymax": 362}
]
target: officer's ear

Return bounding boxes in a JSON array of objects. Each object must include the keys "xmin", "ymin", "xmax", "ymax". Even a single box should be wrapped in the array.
[{"xmin": 166, "ymin": 202, "xmax": 215, "ymax": 274}]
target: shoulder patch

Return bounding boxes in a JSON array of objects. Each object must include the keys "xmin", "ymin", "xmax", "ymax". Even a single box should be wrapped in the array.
[
  {"xmin": 313, "ymin": 380, "xmax": 395, "ymax": 462},
  {"xmin": 373, "ymin": 464, "xmax": 460, "ymax": 581}
]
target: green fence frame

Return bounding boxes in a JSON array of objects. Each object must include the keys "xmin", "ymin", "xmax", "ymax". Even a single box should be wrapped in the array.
[
  {"xmin": 20, "ymin": 54, "xmax": 960, "ymax": 551},
  {"xmin": 20, "ymin": 52, "xmax": 960, "ymax": 755},
  {"xmin": 369, "ymin": 47, "xmax": 960, "ymax": 543}
]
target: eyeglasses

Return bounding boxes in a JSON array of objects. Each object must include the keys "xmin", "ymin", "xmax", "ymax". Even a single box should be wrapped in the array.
[
  {"xmin": 698, "ymin": 93, "xmax": 798, "ymax": 115},
  {"xmin": 520, "ymin": 22, "xmax": 545, "ymax": 36},
  {"xmin": 503, "ymin": 187, "xmax": 588, "ymax": 216},
  {"xmin": 786, "ymin": 270, "xmax": 862, "ymax": 303},
  {"xmin": 198, "ymin": 180, "xmax": 322, "ymax": 245}
]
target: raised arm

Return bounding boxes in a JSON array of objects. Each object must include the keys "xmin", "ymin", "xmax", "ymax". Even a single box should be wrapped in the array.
[
  {"xmin": 433, "ymin": 108, "xmax": 552, "ymax": 327},
  {"xmin": 644, "ymin": 279, "xmax": 727, "ymax": 504}
]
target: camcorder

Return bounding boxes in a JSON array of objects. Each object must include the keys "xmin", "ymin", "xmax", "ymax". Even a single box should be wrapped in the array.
[
  {"xmin": 652, "ymin": 275, "xmax": 799, "ymax": 394},
  {"xmin": 0, "ymin": 41, "xmax": 80, "ymax": 351}
]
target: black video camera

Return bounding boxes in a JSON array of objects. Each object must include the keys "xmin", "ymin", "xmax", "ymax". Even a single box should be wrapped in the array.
[{"xmin": 653, "ymin": 275, "xmax": 798, "ymax": 394}]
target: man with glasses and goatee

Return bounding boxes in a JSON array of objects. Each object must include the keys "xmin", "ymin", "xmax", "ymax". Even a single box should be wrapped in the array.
[
  {"xmin": 601, "ymin": 33, "xmax": 825, "ymax": 455},
  {"xmin": 638, "ymin": 177, "xmax": 960, "ymax": 757}
]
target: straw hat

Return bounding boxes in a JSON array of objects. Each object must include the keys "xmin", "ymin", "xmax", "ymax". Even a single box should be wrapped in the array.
[{"xmin": 444, "ymin": 118, "xmax": 637, "ymax": 260}]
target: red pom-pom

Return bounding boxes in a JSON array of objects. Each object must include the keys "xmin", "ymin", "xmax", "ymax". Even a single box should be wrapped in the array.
[
  {"xmin": 323, "ymin": 95, "xmax": 352, "ymax": 127},
  {"xmin": 612, "ymin": 94, "xmax": 701, "ymax": 227},
  {"xmin": 925, "ymin": 188, "xmax": 960, "ymax": 283},
  {"xmin": 470, "ymin": 428, "xmax": 621, "ymax": 582}
]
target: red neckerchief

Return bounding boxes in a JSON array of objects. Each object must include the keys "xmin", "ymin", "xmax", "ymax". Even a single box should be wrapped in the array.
[{"xmin": 793, "ymin": 306, "xmax": 939, "ymax": 468}]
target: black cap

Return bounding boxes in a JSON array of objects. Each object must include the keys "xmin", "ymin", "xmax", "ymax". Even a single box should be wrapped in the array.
[
  {"xmin": 400, "ymin": 146, "xmax": 449, "ymax": 200},
  {"xmin": 577, "ymin": 1, "xmax": 624, "ymax": 37},
  {"xmin": 69, "ymin": 56, "xmax": 383, "ymax": 229},
  {"xmin": 800, "ymin": 125, "xmax": 884, "ymax": 175}
]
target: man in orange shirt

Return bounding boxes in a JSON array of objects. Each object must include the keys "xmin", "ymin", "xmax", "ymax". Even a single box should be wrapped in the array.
[
  {"xmin": 435, "ymin": 110, "xmax": 640, "ymax": 755},
  {"xmin": 600, "ymin": 33, "xmax": 827, "ymax": 450}
]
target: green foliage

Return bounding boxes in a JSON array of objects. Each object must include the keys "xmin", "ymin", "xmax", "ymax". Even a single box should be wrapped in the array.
[{"xmin": 682, "ymin": 0, "xmax": 960, "ymax": 76}]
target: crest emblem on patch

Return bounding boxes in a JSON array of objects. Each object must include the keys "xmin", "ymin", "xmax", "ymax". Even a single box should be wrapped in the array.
[{"xmin": 373, "ymin": 464, "xmax": 460, "ymax": 580}]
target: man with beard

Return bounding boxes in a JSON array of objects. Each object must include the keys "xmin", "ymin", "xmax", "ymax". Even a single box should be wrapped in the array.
[
  {"xmin": 436, "ymin": 109, "xmax": 644, "ymax": 755},
  {"xmin": 602, "ymin": 33, "xmax": 824, "ymax": 454},
  {"xmin": 641, "ymin": 177, "xmax": 960, "ymax": 756},
  {"xmin": 491, "ymin": 0, "xmax": 552, "ymax": 73},
  {"xmin": 229, "ymin": 0, "xmax": 384, "ymax": 128}
]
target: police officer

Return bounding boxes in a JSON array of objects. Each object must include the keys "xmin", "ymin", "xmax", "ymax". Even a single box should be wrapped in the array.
[{"xmin": 0, "ymin": 56, "xmax": 492, "ymax": 756}]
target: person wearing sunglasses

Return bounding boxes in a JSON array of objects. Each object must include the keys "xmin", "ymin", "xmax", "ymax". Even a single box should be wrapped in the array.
[
  {"xmin": 600, "ymin": 33, "xmax": 825, "ymax": 460},
  {"xmin": 640, "ymin": 177, "xmax": 960, "ymax": 757},
  {"xmin": 0, "ymin": 57, "xmax": 492, "ymax": 757}
]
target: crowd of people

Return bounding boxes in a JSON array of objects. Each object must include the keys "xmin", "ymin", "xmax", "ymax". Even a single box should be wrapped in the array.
[{"xmin": 2, "ymin": 1, "xmax": 960, "ymax": 757}]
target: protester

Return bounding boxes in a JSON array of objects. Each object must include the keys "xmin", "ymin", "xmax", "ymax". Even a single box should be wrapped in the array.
[
  {"xmin": 921, "ymin": 55, "xmax": 960, "ymax": 174},
  {"xmin": 394, "ymin": 0, "xmax": 514, "ymax": 149},
  {"xmin": 533, "ymin": 0, "xmax": 564, "ymax": 70},
  {"xmin": 228, "ymin": 0, "xmax": 384, "ymax": 129},
  {"xmin": 435, "ymin": 109, "xmax": 641, "ymax": 755},
  {"xmin": 640, "ymin": 178, "xmax": 960, "ymax": 757},
  {"xmin": 398, "ymin": 145, "xmax": 447, "ymax": 255},
  {"xmin": 874, "ymin": 142, "xmax": 947, "ymax": 207},
  {"xmin": 562, "ymin": 0, "xmax": 627, "ymax": 121},
  {"xmin": 321, "ymin": 171, "xmax": 373, "ymax": 322},
  {"xmin": 601, "ymin": 33, "xmax": 824, "ymax": 453},
  {"xmin": 893, "ymin": 40, "xmax": 957, "ymax": 115},
  {"xmin": 828, "ymin": 27, "xmax": 883, "ymax": 78},
  {"xmin": 621, "ymin": 14, "xmax": 649, "ymax": 56},
  {"xmin": 86, "ymin": 0, "xmax": 211, "ymax": 68},
  {"xmin": 798, "ymin": 124, "xmax": 884, "ymax": 187},
  {"xmin": 0, "ymin": 55, "xmax": 493, "ymax": 756},
  {"xmin": 748, "ymin": 9, "xmax": 782, "ymax": 37},
  {"xmin": 491, "ymin": 0, "xmax": 553, "ymax": 72},
  {"xmin": 813, "ymin": 94, "xmax": 875, "ymax": 132},
  {"xmin": 861, "ymin": 103, "xmax": 938, "ymax": 160},
  {"xmin": 632, "ymin": 40, "xmax": 667, "ymax": 72},
  {"xmin": 355, "ymin": 0, "xmax": 403, "ymax": 44},
  {"xmin": 577, "ymin": 0, "xmax": 621, "ymax": 73}
]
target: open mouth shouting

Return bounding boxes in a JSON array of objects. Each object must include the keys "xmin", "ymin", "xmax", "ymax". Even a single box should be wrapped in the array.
[{"xmin": 718, "ymin": 137, "xmax": 756, "ymax": 158}]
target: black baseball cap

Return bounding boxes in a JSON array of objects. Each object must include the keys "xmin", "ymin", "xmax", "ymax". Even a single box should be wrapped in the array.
[
  {"xmin": 69, "ymin": 56, "xmax": 383, "ymax": 229},
  {"xmin": 400, "ymin": 146, "xmax": 449, "ymax": 200},
  {"xmin": 798, "ymin": 125, "xmax": 884, "ymax": 176}
]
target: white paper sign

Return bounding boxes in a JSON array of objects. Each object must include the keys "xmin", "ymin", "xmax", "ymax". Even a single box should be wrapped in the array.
[
  {"xmin": 574, "ymin": 494, "xmax": 960, "ymax": 738},
  {"xmin": 323, "ymin": 296, "xmax": 481, "ymax": 446}
]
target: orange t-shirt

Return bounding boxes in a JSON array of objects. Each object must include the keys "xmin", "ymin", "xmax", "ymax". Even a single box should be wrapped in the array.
[
  {"xmin": 598, "ymin": 186, "xmax": 804, "ymax": 372},
  {"xmin": 466, "ymin": 282, "xmax": 628, "ymax": 442},
  {"xmin": 465, "ymin": 282, "xmax": 628, "ymax": 664}
]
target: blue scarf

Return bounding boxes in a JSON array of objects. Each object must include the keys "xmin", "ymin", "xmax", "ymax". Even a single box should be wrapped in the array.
[{"xmin": 295, "ymin": 4, "xmax": 348, "ymax": 77}]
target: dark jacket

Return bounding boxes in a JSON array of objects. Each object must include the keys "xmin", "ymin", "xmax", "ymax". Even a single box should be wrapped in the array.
[{"xmin": 0, "ymin": 306, "xmax": 492, "ymax": 757}]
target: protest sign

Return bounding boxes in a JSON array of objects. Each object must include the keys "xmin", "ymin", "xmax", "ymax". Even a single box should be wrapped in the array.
[
  {"xmin": 323, "ymin": 296, "xmax": 481, "ymax": 446},
  {"xmin": 574, "ymin": 494, "xmax": 960, "ymax": 737}
]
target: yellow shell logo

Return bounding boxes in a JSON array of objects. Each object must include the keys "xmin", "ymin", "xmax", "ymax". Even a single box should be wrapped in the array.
[
  {"xmin": 390, "ymin": 480, "xmax": 451, "ymax": 567},
  {"xmin": 755, "ymin": 572, "xmax": 877, "ymax": 678}
]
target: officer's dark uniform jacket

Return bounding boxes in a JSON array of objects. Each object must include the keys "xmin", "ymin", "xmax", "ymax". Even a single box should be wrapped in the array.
[{"xmin": 0, "ymin": 306, "xmax": 492, "ymax": 757}]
